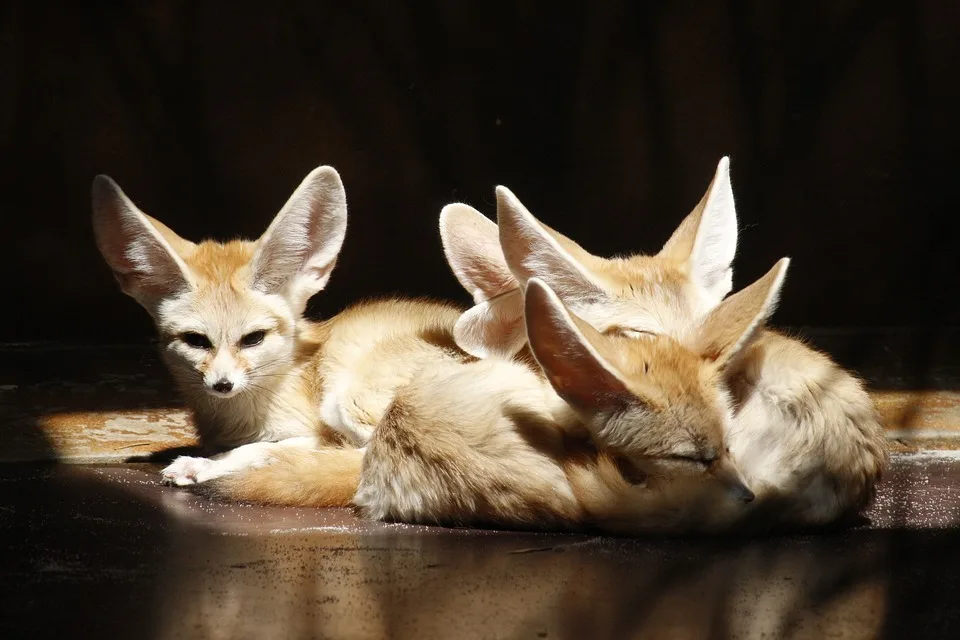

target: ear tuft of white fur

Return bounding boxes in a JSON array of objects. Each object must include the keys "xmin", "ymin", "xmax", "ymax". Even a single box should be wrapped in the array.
[
  {"xmin": 91, "ymin": 175, "xmax": 194, "ymax": 306},
  {"xmin": 252, "ymin": 166, "xmax": 348, "ymax": 311},
  {"xmin": 496, "ymin": 186, "xmax": 605, "ymax": 306},
  {"xmin": 440, "ymin": 203, "xmax": 517, "ymax": 304},
  {"xmin": 761, "ymin": 257, "xmax": 789, "ymax": 315},
  {"xmin": 690, "ymin": 156, "xmax": 738, "ymax": 306}
]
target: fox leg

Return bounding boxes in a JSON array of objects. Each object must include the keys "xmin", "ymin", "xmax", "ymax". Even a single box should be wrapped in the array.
[{"xmin": 160, "ymin": 436, "xmax": 319, "ymax": 486}]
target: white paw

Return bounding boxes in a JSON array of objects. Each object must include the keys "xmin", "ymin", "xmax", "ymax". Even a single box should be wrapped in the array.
[{"xmin": 161, "ymin": 456, "xmax": 217, "ymax": 486}]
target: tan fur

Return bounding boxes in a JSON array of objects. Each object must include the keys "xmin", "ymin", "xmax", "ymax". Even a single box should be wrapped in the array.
[
  {"xmin": 91, "ymin": 167, "xmax": 474, "ymax": 500},
  {"xmin": 307, "ymin": 298, "xmax": 467, "ymax": 446},
  {"xmin": 167, "ymin": 294, "xmax": 470, "ymax": 500},
  {"xmin": 199, "ymin": 446, "xmax": 364, "ymax": 507},
  {"xmin": 429, "ymin": 160, "xmax": 888, "ymax": 531},
  {"xmin": 160, "ymin": 238, "xmax": 328, "ymax": 447},
  {"xmin": 185, "ymin": 161, "xmax": 883, "ymax": 533},
  {"xmin": 726, "ymin": 331, "xmax": 888, "ymax": 522},
  {"xmin": 356, "ymin": 357, "xmax": 585, "ymax": 528},
  {"xmin": 354, "ymin": 272, "xmax": 778, "ymax": 533},
  {"xmin": 170, "ymin": 293, "xmax": 470, "ymax": 495},
  {"xmin": 353, "ymin": 263, "xmax": 885, "ymax": 533},
  {"xmin": 92, "ymin": 159, "xmax": 886, "ymax": 534},
  {"xmin": 440, "ymin": 160, "xmax": 739, "ymax": 360}
]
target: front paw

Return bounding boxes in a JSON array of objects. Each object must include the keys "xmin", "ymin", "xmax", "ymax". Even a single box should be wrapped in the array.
[{"xmin": 161, "ymin": 456, "xmax": 216, "ymax": 486}]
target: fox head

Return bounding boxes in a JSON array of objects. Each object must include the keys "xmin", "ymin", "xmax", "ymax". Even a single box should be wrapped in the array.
[
  {"xmin": 440, "ymin": 157, "xmax": 737, "ymax": 358},
  {"xmin": 522, "ymin": 258, "xmax": 789, "ymax": 503},
  {"xmin": 91, "ymin": 167, "xmax": 347, "ymax": 402}
]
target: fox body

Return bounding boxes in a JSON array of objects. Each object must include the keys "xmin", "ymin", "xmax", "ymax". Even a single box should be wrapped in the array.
[
  {"xmin": 193, "ymin": 159, "xmax": 885, "ymax": 533},
  {"xmin": 93, "ymin": 158, "xmax": 886, "ymax": 533},
  {"xmin": 223, "ymin": 262, "xmax": 780, "ymax": 534},
  {"xmin": 431, "ymin": 158, "xmax": 887, "ymax": 529},
  {"xmin": 91, "ymin": 167, "xmax": 468, "ymax": 489},
  {"xmin": 354, "ymin": 267, "xmax": 783, "ymax": 533}
]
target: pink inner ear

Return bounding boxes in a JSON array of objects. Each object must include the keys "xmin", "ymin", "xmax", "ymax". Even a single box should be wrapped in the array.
[
  {"xmin": 441, "ymin": 204, "xmax": 515, "ymax": 303},
  {"xmin": 462, "ymin": 258, "xmax": 516, "ymax": 302},
  {"xmin": 96, "ymin": 211, "xmax": 191, "ymax": 302}
]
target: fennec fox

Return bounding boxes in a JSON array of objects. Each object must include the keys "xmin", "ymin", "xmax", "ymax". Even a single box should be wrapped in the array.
[
  {"xmin": 173, "ymin": 162, "xmax": 743, "ymax": 507},
  {"xmin": 438, "ymin": 159, "xmax": 887, "ymax": 527},
  {"xmin": 92, "ymin": 167, "xmax": 467, "ymax": 490},
  {"xmin": 355, "ymin": 267, "xmax": 796, "ymax": 532},
  {"xmin": 206, "ymin": 263, "xmax": 781, "ymax": 533}
]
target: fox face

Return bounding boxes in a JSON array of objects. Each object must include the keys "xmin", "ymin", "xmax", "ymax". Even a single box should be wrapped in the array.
[
  {"xmin": 522, "ymin": 258, "xmax": 790, "ymax": 503},
  {"xmin": 150, "ymin": 244, "xmax": 303, "ymax": 399},
  {"xmin": 440, "ymin": 157, "xmax": 737, "ymax": 358},
  {"xmin": 91, "ymin": 167, "xmax": 348, "ymax": 402}
]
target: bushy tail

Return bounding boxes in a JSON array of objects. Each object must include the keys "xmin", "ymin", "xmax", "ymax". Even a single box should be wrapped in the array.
[{"xmin": 194, "ymin": 447, "xmax": 364, "ymax": 508}]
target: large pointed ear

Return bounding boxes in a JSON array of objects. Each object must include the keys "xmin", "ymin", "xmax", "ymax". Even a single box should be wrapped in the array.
[
  {"xmin": 453, "ymin": 289, "xmax": 527, "ymax": 358},
  {"xmin": 440, "ymin": 203, "xmax": 517, "ymax": 304},
  {"xmin": 659, "ymin": 157, "xmax": 738, "ymax": 307},
  {"xmin": 251, "ymin": 166, "xmax": 348, "ymax": 310},
  {"xmin": 91, "ymin": 175, "xmax": 194, "ymax": 308},
  {"xmin": 496, "ymin": 187, "xmax": 607, "ymax": 306},
  {"xmin": 695, "ymin": 258, "xmax": 789, "ymax": 370},
  {"xmin": 525, "ymin": 278, "xmax": 632, "ymax": 410}
]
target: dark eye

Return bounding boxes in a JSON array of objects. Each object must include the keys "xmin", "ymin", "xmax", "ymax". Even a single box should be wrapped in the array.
[
  {"xmin": 181, "ymin": 332, "xmax": 212, "ymax": 350},
  {"xmin": 240, "ymin": 330, "xmax": 266, "ymax": 348}
]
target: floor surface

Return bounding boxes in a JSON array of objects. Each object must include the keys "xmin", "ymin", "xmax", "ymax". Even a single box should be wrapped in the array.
[
  {"xmin": 3, "ymin": 455, "xmax": 960, "ymax": 639},
  {"xmin": 3, "ymin": 341, "xmax": 960, "ymax": 463}
]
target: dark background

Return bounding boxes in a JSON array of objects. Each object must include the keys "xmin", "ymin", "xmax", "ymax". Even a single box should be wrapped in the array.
[{"xmin": 1, "ymin": 0, "xmax": 957, "ymax": 345}]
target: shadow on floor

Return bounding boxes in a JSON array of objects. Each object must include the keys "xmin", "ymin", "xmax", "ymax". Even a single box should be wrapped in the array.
[
  {"xmin": 0, "ymin": 343, "xmax": 201, "ymax": 463},
  {"xmin": 0, "ymin": 461, "xmax": 959, "ymax": 639}
]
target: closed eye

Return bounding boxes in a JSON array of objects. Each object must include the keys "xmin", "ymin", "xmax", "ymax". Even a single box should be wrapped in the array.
[
  {"xmin": 239, "ymin": 330, "xmax": 267, "ymax": 348},
  {"xmin": 667, "ymin": 454, "xmax": 709, "ymax": 466},
  {"xmin": 618, "ymin": 328, "xmax": 657, "ymax": 340},
  {"xmin": 181, "ymin": 332, "xmax": 213, "ymax": 350}
]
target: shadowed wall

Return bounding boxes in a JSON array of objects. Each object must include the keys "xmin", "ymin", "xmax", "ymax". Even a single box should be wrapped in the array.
[{"xmin": 1, "ymin": 0, "xmax": 956, "ymax": 344}]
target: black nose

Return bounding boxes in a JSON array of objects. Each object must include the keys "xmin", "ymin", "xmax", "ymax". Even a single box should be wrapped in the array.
[
  {"xmin": 740, "ymin": 488, "xmax": 756, "ymax": 504},
  {"xmin": 212, "ymin": 379, "xmax": 233, "ymax": 394}
]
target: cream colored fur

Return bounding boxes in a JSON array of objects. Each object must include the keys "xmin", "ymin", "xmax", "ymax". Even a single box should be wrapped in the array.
[
  {"xmin": 434, "ymin": 158, "xmax": 887, "ymax": 529},
  {"xmin": 353, "ymin": 260, "xmax": 886, "ymax": 533},
  {"xmin": 177, "ymin": 294, "xmax": 473, "ymax": 498},
  {"xmin": 440, "ymin": 157, "xmax": 739, "ymax": 359},
  {"xmin": 105, "ymin": 157, "xmax": 886, "ymax": 535},
  {"xmin": 92, "ymin": 167, "xmax": 469, "ymax": 490},
  {"xmin": 355, "ymin": 268, "xmax": 783, "ymax": 533}
]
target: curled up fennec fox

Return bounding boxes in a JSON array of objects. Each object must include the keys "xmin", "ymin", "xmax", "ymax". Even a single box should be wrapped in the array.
[
  {"xmin": 429, "ymin": 159, "xmax": 886, "ymax": 529},
  {"xmin": 91, "ymin": 159, "xmax": 887, "ymax": 533}
]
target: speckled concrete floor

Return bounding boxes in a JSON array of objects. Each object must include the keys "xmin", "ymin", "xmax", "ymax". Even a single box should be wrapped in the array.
[{"xmin": 2, "ymin": 455, "xmax": 960, "ymax": 639}]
